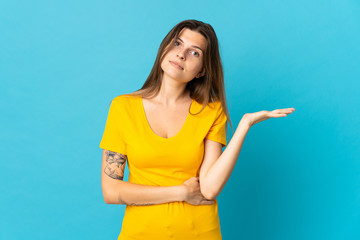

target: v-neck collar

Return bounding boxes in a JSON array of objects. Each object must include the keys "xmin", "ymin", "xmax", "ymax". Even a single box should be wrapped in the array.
[{"xmin": 138, "ymin": 96, "xmax": 194, "ymax": 142}]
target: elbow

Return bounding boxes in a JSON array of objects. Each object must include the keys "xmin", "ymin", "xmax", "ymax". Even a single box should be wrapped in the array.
[
  {"xmin": 202, "ymin": 190, "xmax": 217, "ymax": 201},
  {"xmin": 200, "ymin": 185, "xmax": 217, "ymax": 201},
  {"xmin": 103, "ymin": 194, "xmax": 114, "ymax": 204},
  {"xmin": 102, "ymin": 181, "xmax": 128, "ymax": 205},
  {"xmin": 103, "ymin": 194, "xmax": 125, "ymax": 205},
  {"xmin": 204, "ymin": 192, "xmax": 216, "ymax": 201},
  {"xmin": 206, "ymin": 192, "xmax": 218, "ymax": 201},
  {"xmin": 200, "ymin": 177, "xmax": 218, "ymax": 201},
  {"xmin": 103, "ymin": 191, "xmax": 112, "ymax": 204},
  {"xmin": 102, "ymin": 188, "xmax": 124, "ymax": 205},
  {"xmin": 102, "ymin": 187, "xmax": 110, "ymax": 204}
]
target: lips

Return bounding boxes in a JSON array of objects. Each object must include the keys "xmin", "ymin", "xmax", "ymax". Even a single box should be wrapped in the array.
[{"xmin": 170, "ymin": 61, "xmax": 183, "ymax": 70}]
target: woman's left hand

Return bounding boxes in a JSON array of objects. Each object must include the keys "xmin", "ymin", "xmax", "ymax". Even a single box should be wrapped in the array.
[{"xmin": 242, "ymin": 108, "xmax": 295, "ymax": 128}]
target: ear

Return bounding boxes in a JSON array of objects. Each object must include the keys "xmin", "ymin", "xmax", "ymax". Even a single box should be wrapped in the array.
[{"xmin": 196, "ymin": 68, "xmax": 206, "ymax": 78}]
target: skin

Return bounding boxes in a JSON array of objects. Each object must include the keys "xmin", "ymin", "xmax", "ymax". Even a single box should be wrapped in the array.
[
  {"xmin": 143, "ymin": 28, "xmax": 214, "ymax": 205},
  {"xmin": 199, "ymin": 109, "xmax": 296, "ymax": 200},
  {"xmin": 157, "ymin": 31, "xmax": 297, "ymax": 201},
  {"xmin": 156, "ymin": 27, "xmax": 206, "ymax": 105},
  {"xmin": 102, "ymin": 27, "xmax": 296, "ymax": 205},
  {"xmin": 102, "ymin": 29, "xmax": 216, "ymax": 206},
  {"xmin": 103, "ymin": 150, "xmax": 154, "ymax": 205},
  {"xmin": 140, "ymin": 28, "xmax": 207, "ymax": 139},
  {"xmin": 243, "ymin": 108, "xmax": 296, "ymax": 127}
]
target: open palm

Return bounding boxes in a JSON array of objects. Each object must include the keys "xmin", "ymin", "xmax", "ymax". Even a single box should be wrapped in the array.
[{"xmin": 243, "ymin": 108, "xmax": 296, "ymax": 127}]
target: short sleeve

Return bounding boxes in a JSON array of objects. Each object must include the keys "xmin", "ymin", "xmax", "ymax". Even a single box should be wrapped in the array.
[
  {"xmin": 205, "ymin": 102, "xmax": 228, "ymax": 147},
  {"xmin": 99, "ymin": 97, "xmax": 127, "ymax": 155}
]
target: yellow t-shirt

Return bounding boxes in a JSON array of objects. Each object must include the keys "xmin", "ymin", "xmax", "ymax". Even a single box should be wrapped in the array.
[{"xmin": 99, "ymin": 94, "xmax": 227, "ymax": 240}]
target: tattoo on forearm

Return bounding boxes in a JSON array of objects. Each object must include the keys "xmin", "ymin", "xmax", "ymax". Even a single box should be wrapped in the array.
[
  {"xmin": 105, "ymin": 150, "xmax": 153, "ymax": 206},
  {"xmin": 104, "ymin": 150, "xmax": 127, "ymax": 180},
  {"xmin": 126, "ymin": 202, "xmax": 154, "ymax": 206},
  {"xmin": 117, "ymin": 194, "xmax": 154, "ymax": 206},
  {"xmin": 118, "ymin": 197, "xmax": 154, "ymax": 206}
]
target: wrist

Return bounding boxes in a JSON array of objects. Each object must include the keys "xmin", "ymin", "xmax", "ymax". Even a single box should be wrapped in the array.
[
  {"xmin": 175, "ymin": 184, "xmax": 187, "ymax": 202},
  {"xmin": 239, "ymin": 116, "xmax": 251, "ymax": 129}
]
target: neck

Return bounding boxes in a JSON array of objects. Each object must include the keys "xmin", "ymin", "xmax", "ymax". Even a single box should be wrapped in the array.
[{"xmin": 155, "ymin": 74, "xmax": 191, "ymax": 106}]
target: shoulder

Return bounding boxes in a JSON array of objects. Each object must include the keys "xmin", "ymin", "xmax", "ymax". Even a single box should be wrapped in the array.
[
  {"xmin": 206, "ymin": 101, "xmax": 226, "ymax": 121},
  {"xmin": 194, "ymin": 99, "xmax": 221, "ymax": 109},
  {"xmin": 191, "ymin": 100, "xmax": 223, "ymax": 120},
  {"xmin": 112, "ymin": 93, "xmax": 139, "ymax": 105},
  {"xmin": 205, "ymin": 100, "xmax": 223, "ymax": 114},
  {"xmin": 109, "ymin": 93, "xmax": 143, "ymax": 119}
]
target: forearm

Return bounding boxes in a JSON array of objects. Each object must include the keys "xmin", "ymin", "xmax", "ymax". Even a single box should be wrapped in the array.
[
  {"xmin": 104, "ymin": 180, "xmax": 185, "ymax": 205},
  {"xmin": 203, "ymin": 118, "xmax": 250, "ymax": 200}
]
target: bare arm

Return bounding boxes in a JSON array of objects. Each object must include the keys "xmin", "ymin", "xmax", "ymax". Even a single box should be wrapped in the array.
[
  {"xmin": 200, "ymin": 117, "xmax": 250, "ymax": 200},
  {"xmin": 101, "ymin": 149, "xmax": 185, "ymax": 205},
  {"xmin": 200, "ymin": 108, "xmax": 295, "ymax": 200}
]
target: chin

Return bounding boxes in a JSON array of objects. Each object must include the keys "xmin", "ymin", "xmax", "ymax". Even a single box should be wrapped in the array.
[
  {"xmin": 163, "ymin": 70, "xmax": 182, "ymax": 80},
  {"xmin": 161, "ymin": 61, "xmax": 193, "ymax": 83},
  {"xmin": 161, "ymin": 63, "xmax": 180, "ymax": 77}
]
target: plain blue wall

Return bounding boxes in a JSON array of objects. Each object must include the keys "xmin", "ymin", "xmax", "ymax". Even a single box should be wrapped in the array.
[{"xmin": 1, "ymin": 0, "xmax": 359, "ymax": 239}]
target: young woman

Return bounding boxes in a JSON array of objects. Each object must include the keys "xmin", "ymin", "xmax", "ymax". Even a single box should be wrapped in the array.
[{"xmin": 99, "ymin": 19, "xmax": 295, "ymax": 240}]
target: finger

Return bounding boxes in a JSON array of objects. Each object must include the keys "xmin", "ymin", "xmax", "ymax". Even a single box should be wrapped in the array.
[
  {"xmin": 277, "ymin": 108, "xmax": 295, "ymax": 110},
  {"xmin": 270, "ymin": 111, "xmax": 293, "ymax": 117},
  {"xmin": 270, "ymin": 113, "xmax": 288, "ymax": 117},
  {"xmin": 273, "ymin": 109, "xmax": 294, "ymax": 114},
  {"xmin": 280, "ymin": 109, "xmax": 295, "ymax": 114},
  {"xmin": 201, "ymin": 200, "xmax": 215, "ymax": 205},
  {"xmin": 282, "ymin": 109, "xmax": 295, "ymax": 113}
]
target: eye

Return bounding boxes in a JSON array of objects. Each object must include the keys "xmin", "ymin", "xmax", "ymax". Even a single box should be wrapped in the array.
[
  {"xmin": 174, "ymin": 41, "xmax": 180, "ymax": 46},
  {"xmin": 191, "ymin": 50, "xmax": 200, "ymax": 57}
]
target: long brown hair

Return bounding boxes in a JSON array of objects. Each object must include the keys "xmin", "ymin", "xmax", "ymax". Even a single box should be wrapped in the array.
[{"xmin": 123, "ymin": 19, "xmax": 234, "ymax": 141}]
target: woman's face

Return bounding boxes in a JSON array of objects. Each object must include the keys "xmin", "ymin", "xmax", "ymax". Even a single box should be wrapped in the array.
[{"xmin": 160, "ymin": 28, "xmax": 207, "ymax": 83}]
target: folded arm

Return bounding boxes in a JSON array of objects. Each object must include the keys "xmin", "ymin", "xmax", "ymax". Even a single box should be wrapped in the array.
[{"xmin": 101, "ymin": 149, "xmax": 184, "ymax": 205}]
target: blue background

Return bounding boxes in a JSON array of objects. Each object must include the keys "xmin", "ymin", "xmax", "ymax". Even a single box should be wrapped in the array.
[{"xmin": 1, "ymin": 0, "xmax": 359, "ymax": 239}]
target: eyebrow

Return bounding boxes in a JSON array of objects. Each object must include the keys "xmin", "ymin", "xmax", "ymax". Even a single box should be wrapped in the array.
[{"xmin": 177, "ymin": 37, "xmax": 204, "ymax": 53}]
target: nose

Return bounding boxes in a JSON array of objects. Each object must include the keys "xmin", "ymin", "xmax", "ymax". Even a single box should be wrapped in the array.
[{"xmin": 176, "ymin": 49, "xmax": 185, "ymax": 60}]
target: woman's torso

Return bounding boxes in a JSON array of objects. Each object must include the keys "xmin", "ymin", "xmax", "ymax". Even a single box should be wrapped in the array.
[{"xmin": 100, "ymin": 94, "xmax": 227, "ymax": 240}]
